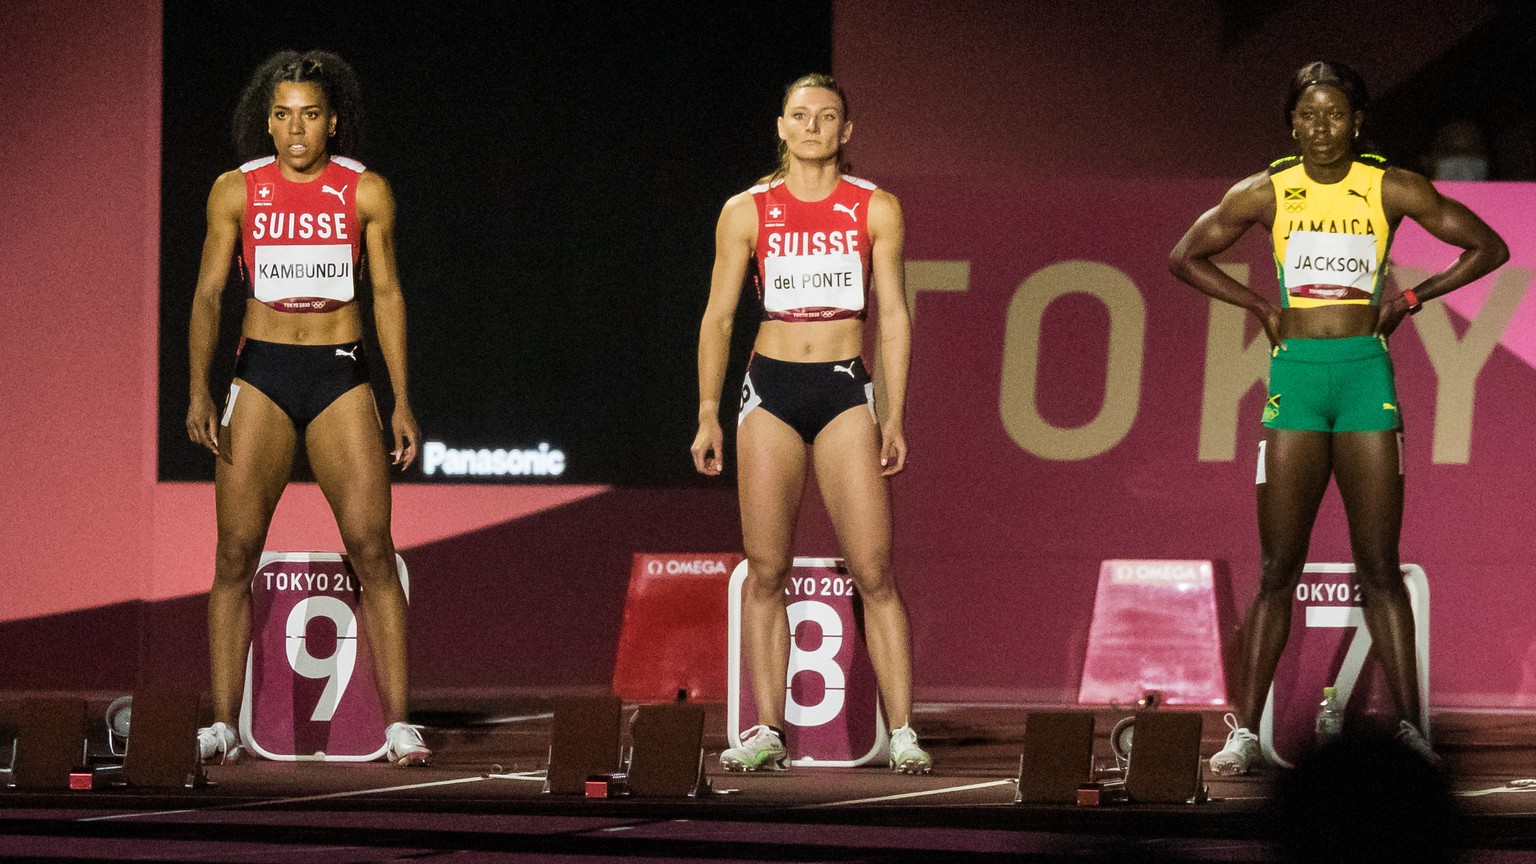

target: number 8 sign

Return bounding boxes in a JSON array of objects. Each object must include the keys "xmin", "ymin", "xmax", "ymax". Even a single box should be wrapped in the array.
[
  {"xmin": 240, "ymin": 551, "xmax": 410, "ymax": 761},
  {"xmin": 727, "ymin": 558, "xmax": 886, "ymax": 766}
]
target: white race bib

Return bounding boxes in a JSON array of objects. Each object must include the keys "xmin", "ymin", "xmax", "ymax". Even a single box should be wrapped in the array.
[
  {"xmin": 1285, "ymin": 231, "xmax": 1378, "ymax": 297},
  {"xmin": 762, "ymin": 253, "xmax": 864, "ymax": 314},
  {"xmin": 253, "ymin": 244, "xmax": 355, "ymax": 304}
]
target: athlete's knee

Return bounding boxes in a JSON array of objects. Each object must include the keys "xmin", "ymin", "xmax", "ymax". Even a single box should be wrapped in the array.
[
  {"xmin": 213, "ymin": 532, "xmax": 265, "ymax": 586},
  {"xmin": 1353, "ymin": 558, "xmax": 1405, "ymax": 598},
  {"xmin": 743, "ymin": 555, "xmax": 791, "ymax": 599},
  {"xmin": 339, "ymin": 532, "xmax": 396, "ymax": 586},
  {"xmin": 848, "ymin": 560, "xmax": 898, "ymax": 604},
  {"xmin": 1258, "ymin": 553, "xmax": 1306, "ymax": 595}
]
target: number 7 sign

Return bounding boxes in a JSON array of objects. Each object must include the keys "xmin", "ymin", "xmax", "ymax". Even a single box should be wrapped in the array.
[
  {"xmin": 1260, "ymin": 563, "xmax": 1430, "ymax": 768},
  {"xmin": 240, "ymin": 551, "xmax": 410, "ymax": 761}
]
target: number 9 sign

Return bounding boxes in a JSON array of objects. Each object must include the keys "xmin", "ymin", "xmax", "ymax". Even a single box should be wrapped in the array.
[
  {"xmin": 728, "ymin": 557, "xmax": 886, "ymax": 766},
  {"xmin": 240, "ymin": 551, "xmax": 410, "ymax": 761}
]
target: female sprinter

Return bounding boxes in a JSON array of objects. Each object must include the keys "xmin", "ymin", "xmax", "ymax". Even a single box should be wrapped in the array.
[
  {"xmin": 692, "ymin": 73, "xmax": 929, "ymax": 773},
  {"xmin": 1169, "ymin": 61, "xmax": 1507, "ymax": 774},
  {"xmin": 185, "ymin": 50, "xmax": 429, "ymax": 766}
]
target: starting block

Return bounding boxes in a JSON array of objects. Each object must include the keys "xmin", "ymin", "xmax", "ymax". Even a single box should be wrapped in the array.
[
  {"xmin": 240, "ymin": 551, "xmax": 409, "ymax": 761},
  {"xmin": 1078, "ymin": 560, "xmax": 1230, "ymax": 706},
  {"xmin": 727, "ymin": 557, "xmax": 885, "ymax": 767},
  {"xmin": 1261, "ymin": 563, "xmax": 1430, "ymax": 768}
]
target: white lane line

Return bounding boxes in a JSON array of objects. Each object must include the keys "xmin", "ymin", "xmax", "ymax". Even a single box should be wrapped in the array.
[
  {"xmin": 216, "ymin": 774, "xmax": 492, "ymax": 808},
  {"xmin": 484, "ymin": 771, "xmax": 547, "ymax": 782},
  {"xmin": 80, "ymin": 809, "xmax": 197, "ymax": 822},
  {"xmin": 800, "ymin": 779, "xmax": 1014, "ymax": 808},
  {"xmin": 77, "ymin": 775, "xmax": 492, "ymax": 821},
  {"xmin": 480, "ymin": 712, "xmax": 556, "ymax": 725},
  {"xmin": 1457, "ymin": 785, "xmax": 1536, "ymax": 798}
]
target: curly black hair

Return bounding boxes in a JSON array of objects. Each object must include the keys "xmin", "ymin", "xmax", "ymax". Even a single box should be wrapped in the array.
[{"xmin": 232, "ymin": 50, "xmax": 365, "ymax": 161}]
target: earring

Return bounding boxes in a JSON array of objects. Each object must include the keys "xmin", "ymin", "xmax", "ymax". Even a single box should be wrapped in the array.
[{"xmin": 1291, "ymin": 129, "xmax": 1299, "ymax": 140}]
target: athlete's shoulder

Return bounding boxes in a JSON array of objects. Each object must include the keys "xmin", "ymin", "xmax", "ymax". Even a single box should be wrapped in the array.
[
  {"xmin": 745, "ymin": 177, "xmax": 782, "ymax": 195},
  {"xmin": 840, "ymin": 174, "xmax": 878, "ymax": 191},
  {"xmin": 331, "ymin": 155, "xmax": 367, "ymax": 175},
  {"xmin": 208, "ymin": 169, "xmax": 246, "ymax": 219},
  {"xmin": 1266, "ymin": 154, "xmax": 1303, "ymax": 176},
  {"xmin": 1354, "ymin": 152, "xmax": 1389, "ymax": 170},
  {"xmin": 239, "ymin": 156, "xmax": 276, "ymax": 174}
]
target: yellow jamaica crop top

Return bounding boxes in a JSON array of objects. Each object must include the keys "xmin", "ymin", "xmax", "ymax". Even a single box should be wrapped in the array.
[{"xmin": 1269, "ymin": 153, "xmax": 1392, "ymax": 308}]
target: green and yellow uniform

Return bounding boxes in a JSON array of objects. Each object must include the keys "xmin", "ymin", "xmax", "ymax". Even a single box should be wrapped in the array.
[{"xmin": 1263, "ymin": 154, "xmax": 1402, "ymax": 433}]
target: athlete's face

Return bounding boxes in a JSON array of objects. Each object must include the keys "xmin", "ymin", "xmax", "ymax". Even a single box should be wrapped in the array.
[
  {"xmin": 267, "ymin": 81, "xmax": 335, "ymax": 176},
  {"xmin": 777, "ymin": 87, "xmax": 851, "ymax": 164},
  {"xmin": 1290, "ymin": 85, "xmax": 1360, "ymax": 168}
]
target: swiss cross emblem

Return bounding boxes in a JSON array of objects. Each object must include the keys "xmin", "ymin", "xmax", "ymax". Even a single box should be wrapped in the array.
[
  {"xmin": 768, "ymin": 206, "xmax": 782, "ymax": 219},
  {"xmin": 255, "ymin": 183, "xmax": 275, "ymax": 205}
]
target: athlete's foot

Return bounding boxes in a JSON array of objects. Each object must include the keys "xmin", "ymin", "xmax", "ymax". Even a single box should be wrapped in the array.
[
  {"xmin": 720, "ymin": 724, "xmax": 788, "ymax": 772},
  {"xmin": 385, "ymin": 722, "xmax": 432, "ymax": 767},
  {"xmin": 1396, "ymin": 720, "xmax": 1441, "ymax": 766},
  {"xmin": 888, "ymin": 725, "xmax": 933, "ymax": 774},
  {"xmin": 197, "ymin": 721, "xmax": 243, "ymax": 765},
  {"xmin": 1208, "ymin": 713, "xmax": 1260, "ymax": 777}
]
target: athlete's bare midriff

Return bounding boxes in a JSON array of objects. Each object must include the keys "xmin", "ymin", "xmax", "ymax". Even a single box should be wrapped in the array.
[
  {"xmin": 754, "ymin": 318, "xmax": 864, "ymax": 362},
  {"xmin": 241, "ymin": 298, "xmax": 364, "ymax": 345},
  {"xmin": 1279, "ymin": 303, "xmax": 1377, "ymax": 341}
]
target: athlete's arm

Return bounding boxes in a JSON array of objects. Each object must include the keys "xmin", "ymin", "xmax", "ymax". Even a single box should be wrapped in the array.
[
  {"xmin": 1169, "ymin": 172, "xmax": 1283, "ymax": 346},
  {"xmin": 186, "ymin": 170, "xmax": 245, "ymax": 457},
  {"xmin": 1376, "ymin": 167, "xmax": 1509, "ymax": 336},
  {"xmin": 359, "ymin": 171, "xmax": 419, "ymax": 470},
  {"xmin": 867, "ymin": 188, "xmax": 910, "ymax": 477},
  {"xmin": 691, "ymin": 192, "xmax": 755, "ymax": 476}
]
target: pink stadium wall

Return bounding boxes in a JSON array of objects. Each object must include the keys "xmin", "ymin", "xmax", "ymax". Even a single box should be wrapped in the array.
[{"xmin": 6, "ymin": 0, "xmax": 1532, "ymax": 709}]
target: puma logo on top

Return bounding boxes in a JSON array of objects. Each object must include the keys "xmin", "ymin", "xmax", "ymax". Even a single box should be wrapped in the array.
[
  {"xmin": 833, "ymin": 202, "xmax": 860, "ymax": 222},
  {"xmin": 322, "ymin": 184, "xmax": 348, "ymax": 205}
]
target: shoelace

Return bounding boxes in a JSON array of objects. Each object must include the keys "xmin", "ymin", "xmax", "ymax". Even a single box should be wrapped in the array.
[
  {"xmin": 205, "ymin": 723, "xmax": 235, "ymax": 758},
  {"xmin": 387, "ymin": 723, "xmax": 428, "ymax": 751},
  {"xmin": 737, "ymin": 724, "xmax": 784, "ymax": 748},
  {"xmin": 1221, "ymin": 713, "xmax": 1256, "ymax": 745}
]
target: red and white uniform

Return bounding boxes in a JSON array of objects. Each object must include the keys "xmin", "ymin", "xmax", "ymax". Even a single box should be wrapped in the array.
[
  {"xmin": 239, "ymin": 156, "xmax": 364, "ymax": 313},
  {"xmin": 751, "ymin": 175, "xmax": 876, "ymax": 322}
]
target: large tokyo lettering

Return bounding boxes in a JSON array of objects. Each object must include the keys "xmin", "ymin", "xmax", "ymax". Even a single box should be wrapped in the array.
[{"xmin": 906, "ymin": 259, "xmax": 1526, "ymax": 463}]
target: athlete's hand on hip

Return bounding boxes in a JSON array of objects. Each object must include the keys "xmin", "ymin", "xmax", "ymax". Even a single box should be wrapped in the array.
[
  {"xmin": 879, "ymin": 422, "xmax": 907, "ymax": 477},
  {"xmin": 1257, "ymin": 302, "xmax": 1283, "ymax": 347},
  {"xmin": 390, "ymin": 403, "xmax": 420, "ymax": 470},
  {"xmin": 187, "ymin": 391, "xmax": 220, "ymax": 456},
  {"xmin": 691, "ymin": 420, "xmax": 725, "ymax": 476},
  {"xmin": 1375, "ymin": 293, "xmax": 1413, "ymax": 338}
]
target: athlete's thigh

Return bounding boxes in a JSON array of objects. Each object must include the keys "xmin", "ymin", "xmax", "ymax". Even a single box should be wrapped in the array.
[
  {"xmin": 811, "ymin": 405, "xmax": 891, "ymax": 568},
  {"xmin": 1330, "ymin": 430, "xmax": 1403, "ymax": 561},
  {"xmin": 737, "ymin": 408, "xmax": 809, "ymax": 568},
  {"xmin": 304, "ymin": 384, "xmax": 392, "ymax": 538},
  {"xmin": 214, "ymin": 378, "xmax": 298, "ymax": 544},
  {"xmin": 1256, "ymin": 427, "xmax": 1333, "ymax": 566}
]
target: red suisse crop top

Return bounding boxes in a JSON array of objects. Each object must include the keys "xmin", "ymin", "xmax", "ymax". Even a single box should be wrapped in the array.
[
  {"xmin": 238, "ymin": 155, "xmax": 364, "ymax": 313},
  {"xmin": 751, "ymin": 175, "xmax": 876, "ymax": 322}
]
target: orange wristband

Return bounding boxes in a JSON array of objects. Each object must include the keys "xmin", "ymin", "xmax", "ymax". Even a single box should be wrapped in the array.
[{"xmin": 1401, "ymin": 288, "xmax": 1422, "ymax": 315}]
